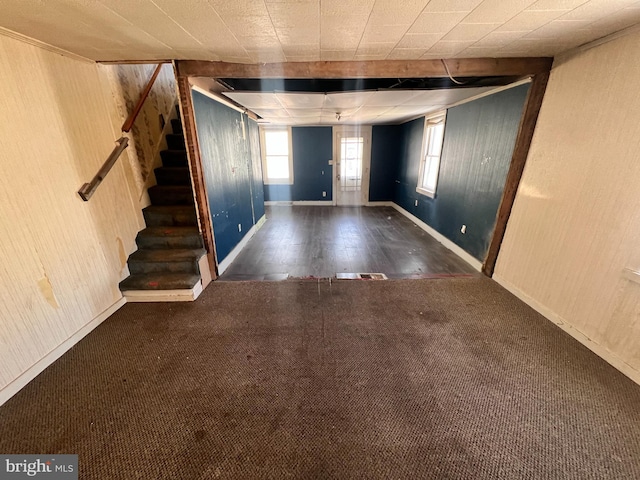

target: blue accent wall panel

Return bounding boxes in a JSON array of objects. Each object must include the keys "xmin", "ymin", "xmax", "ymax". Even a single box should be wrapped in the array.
[
  {"xmin": 264, "ymin": 126, "xmax": 333, "ymax": 202},
  {"xmin": 192, "ymin": 90, "xmax": 262, "ymax": 263},
  {"xmin": 393, "ymin": 84, "xmax": 530, "ymax": 261},
  {"xmin": 370, "ymin": 125, "xmax": 402, "ymax": 201}
]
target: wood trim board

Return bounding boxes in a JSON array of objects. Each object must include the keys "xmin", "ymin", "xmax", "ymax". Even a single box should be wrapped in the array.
[
  {"xmin": 176, "ymin": 58, "xmax": 553, "ymax": 79},
  {"xmin": 483, "ymin": 72, "xmax": 550, "ymax": 277},
  {"xmin": 175, "ymin": 71, "xmax": 218, "ymax": 280}
]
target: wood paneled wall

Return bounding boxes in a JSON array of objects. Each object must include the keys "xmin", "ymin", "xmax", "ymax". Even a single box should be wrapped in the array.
[
  {"xmin": 0, "ymin": 34, "xmax": 143, "ymax": 397},
  {"xmin": 495, "ymin": 31, "xmax": 640, "ymax": 380}
]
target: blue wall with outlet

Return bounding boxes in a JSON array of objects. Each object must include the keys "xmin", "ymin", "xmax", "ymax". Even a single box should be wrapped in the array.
[
  {"xmin": 192, "ymin": 90, "xmax": 265, "ymax": 263},
  {"xmin": 370, "ymin": 125, "xmax": 402, "ymax": 202},
  {"xmin": 264, "ymin": 126, "xmax": 333, "ymax": 202},
  {"xmin": 393, "ymin": 84, "xmax": 530, "ymax": 261}
]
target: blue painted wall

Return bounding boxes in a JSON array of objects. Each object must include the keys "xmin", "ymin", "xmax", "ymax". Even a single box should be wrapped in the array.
[
  {"xmin": 264, "ymin": 126, "xmax": 333, "ymax": 202},
  {"xmin": 370, "ymin": 125, "xmax": 402, "ymax": 202},
  {"xmin": 393, "ymin": 84, "xmax": 530, "ymax": 261},
  {"xmin": 192, "ymin": 91, "xmax": 265, "ymax": 263}
]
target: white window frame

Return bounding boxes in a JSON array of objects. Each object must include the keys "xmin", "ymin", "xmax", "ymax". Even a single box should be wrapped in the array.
[
  {"xmin": 260, "ymin": 125, "xmax": 294, "ymax": 185},
  {"xmin": 416, "ymin": 111, "xmax": 447, "ymax": 199}
]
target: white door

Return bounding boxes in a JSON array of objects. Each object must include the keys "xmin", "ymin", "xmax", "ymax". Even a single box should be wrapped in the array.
[{"xmin": 333, "ymin": 126, "xmax": 372, "ymax": 206}]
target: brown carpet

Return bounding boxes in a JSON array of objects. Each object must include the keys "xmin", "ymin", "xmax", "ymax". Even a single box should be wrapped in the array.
[{"xmin": 1, "ymin": 277, "xmax": 640, "ymax": 479}]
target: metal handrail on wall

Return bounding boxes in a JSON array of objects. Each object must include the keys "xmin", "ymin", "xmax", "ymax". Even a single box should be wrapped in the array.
[{"xmin": 78, "ymin": 63, "xmax": 164, "ymax": 201}]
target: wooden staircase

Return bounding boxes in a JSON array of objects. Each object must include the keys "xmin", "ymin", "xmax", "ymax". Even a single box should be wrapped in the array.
[{"xmin": 119, "ymin": 117, "xmax": 207, "ymax": 301}]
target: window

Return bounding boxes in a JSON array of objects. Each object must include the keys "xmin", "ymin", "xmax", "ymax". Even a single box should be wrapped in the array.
[
  {"xmin": 417, "ymin": 112, "xmax": 446, "ymax": 198},
  {"xmin": 260, "ymin": 126, "xmax": 293, "ymax": 184}
]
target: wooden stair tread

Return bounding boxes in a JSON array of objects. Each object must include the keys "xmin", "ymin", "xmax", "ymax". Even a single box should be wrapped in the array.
[
  {"xmin": 119, "ymin": 273, "xmax": 201, "ymax": 291},
  {"xmin": 129, "ymin": 248, "xmax": 206, "ymax": 263},
  {"xmin": 137, "ymin": 226, "xmax": 200, "ymax": 237}
]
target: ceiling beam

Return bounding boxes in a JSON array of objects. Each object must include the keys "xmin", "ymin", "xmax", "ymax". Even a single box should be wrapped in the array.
[{"xmin": 176, "ymin": 58, "xmax": 553, "ymax": 79}]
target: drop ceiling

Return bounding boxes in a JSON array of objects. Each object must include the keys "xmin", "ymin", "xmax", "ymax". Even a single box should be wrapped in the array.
[
  {"xmin": 223, "ymin": 87, "xmax": 498, "ymax": 125},
  {"xmin": 1, "ymin": 0, "xmax": 639, "ymax": 62}
]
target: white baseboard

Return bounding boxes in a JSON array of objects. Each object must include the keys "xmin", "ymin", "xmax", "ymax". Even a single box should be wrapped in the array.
[
  {"xmin": 493, "ymin": 273, "xmax": 640, "ymax": 386},
  {"xmin": 0, "ymin": 297, "xmax": 127, "ymax": 407},
  {"xmin": 124, "ymin": 280, "xmax": 203, "ymax": 302},
  {"xmin": 265, "ymin": 201, "xmax": 333, "ymax": 206},
  {"xmin": 366, "ymin": 201, "xmax": 394, "ymax": 207},
  {"xmin": 389, "ymin": 203, "xmax": 483, "ymax": 272},
  {"xmin": 218, "ymin": 215, "xmax": 267, "ymax": 275}
]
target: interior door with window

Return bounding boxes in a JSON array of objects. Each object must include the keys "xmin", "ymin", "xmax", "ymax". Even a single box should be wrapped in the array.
[{"xmin": 334, "ymin": 126, "xmax": 372, "ymax": 206}]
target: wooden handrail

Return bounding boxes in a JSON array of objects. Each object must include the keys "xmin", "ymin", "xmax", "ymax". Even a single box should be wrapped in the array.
[
  {"xmin": 122, "ymin": 63, "xmax": 163, "ymax": 132},
  {"xmin": 79, "ymin": 63, "xmax": 163, "ymax": 201},
  {"xmin": 78, "ymin": 137, "xmax": 129, "ymax": 201}
]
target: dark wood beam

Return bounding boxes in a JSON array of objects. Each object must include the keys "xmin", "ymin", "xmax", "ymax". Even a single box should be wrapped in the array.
[
  {"xmin": 176, "ymin": 58, "xmax": 553, "ymax": 79},
  {"xmin": 175, "ymin": 74, "xmax": 218, "ymax": 280},
  {"xmin": 482, "ymin": 71, "xmax": 550, "ymax": 277}
]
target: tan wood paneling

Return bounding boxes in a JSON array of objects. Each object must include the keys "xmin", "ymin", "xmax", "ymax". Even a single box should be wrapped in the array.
[
  {"xmin": 495, "ymin": 31, "xmax": 640, "ymax": 376},
  {"xmin": 0, "ymin": 35, "xmax": 143, "ymax": 391}
]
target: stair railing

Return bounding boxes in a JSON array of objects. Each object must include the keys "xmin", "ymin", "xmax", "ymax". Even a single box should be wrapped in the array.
[{"xmin": 78, "ymin": 63, "xmax": 164, "ymax": 201}]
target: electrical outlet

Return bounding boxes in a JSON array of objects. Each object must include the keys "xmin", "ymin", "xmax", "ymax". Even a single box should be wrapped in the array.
[
  {"xmin": 461, "ymin": 225, "xmax": 466, "ymax": 234},
  {"xmin": 238, "ymin": 224, "xmax": 242, "ymax": 232},
  {"xmin": 322, "ymin": 191, "xmax": 326, "ymax": 197},
  {"xmin": 414, "ymin": 200, "xmax": 418, "ymax": 207}
]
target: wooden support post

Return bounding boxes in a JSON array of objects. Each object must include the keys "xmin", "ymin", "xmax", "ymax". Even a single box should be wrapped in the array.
[
  {"xmin": 482, "ymin": 71, "xmax": 550, "ymax": 277},
  {"xmin": 175, "ymin": 73, "xmax": 218, "ymax": 280}
]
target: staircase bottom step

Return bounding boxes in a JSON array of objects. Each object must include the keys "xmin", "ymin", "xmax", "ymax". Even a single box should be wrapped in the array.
[
  {"xmin": 123, "ymin": 283, "xmax": 203, "ymax": 302},
  {"xmin": 119, "ymin": 273, "xmax": 202, "ymax": 301}
]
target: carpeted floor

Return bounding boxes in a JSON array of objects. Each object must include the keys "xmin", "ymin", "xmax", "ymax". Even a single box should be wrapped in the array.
[{"xmin": 2, "ymin": 277, "xmax": 640, "ymax": 479}]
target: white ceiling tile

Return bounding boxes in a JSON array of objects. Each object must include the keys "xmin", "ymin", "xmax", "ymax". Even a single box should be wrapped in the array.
[
  {"xmin": 354, "ymin": 54, "xmax": 390, "ymax": 60},
  {"xmin": 472, "ymin": 30, "xmax": 528, "ymax": 47},
  {"xmin": 407, "ymin": 11, "xmax": 469, "ymax": 33},
  {"xmin": 557, "ymin": 0, "xmax": 628, "ymax": 22},
  {"xmin": 276, "ymin": 93, "xmax": 326, "ymax": 108},
  {"xmin": 408, "ymin": 88, "xmax": 493, "ymax": 105},
  {"xmin": 267, "ymin": 3, "xmax": 320, "ymax": 29},
  {"xmin": 208, "ymin": 0, "xmax": 270, "ymax": 17},
  {"xmin": 277, "ymin": 27, "xmax": 321, "ymax": 45},
  {"xmin": 425, "ymin": 40, "xmax": 475, "ymax": 56},
  {"xmin": 325, "ymin": 92, "xmax": 376, "ymax": 109},
  {"xmin": 221, "ymin": 16, "xmax": 277, "ymax": 37},
  {"xmin": 461, "ymin": 46, "xmax": 502, "ymax": 57},
  {"xmin": 525, "ymin": 20, "xmax": 591, "ymax": 39},
  {"xmin": 360, "ymin": 25, "xmax": 410, "ymax": 43},
  {"xmin": 526, "ymin": 0, "xmax": 590, "ymax": 10},
  {"xmin": 1, "ymin": 0, "xmax": 637, "ymax": 61},
  {"xmin": 355, "ymin": 43, "xmax": 397, "ymax": 55},
  {"xmin": 441, "ymin": 22, "xmax": 501, "ymax": 41},
  {"xmin": 320, "ymin": 50, "xmax": 356, "ymax": 60},
  {"xmin": 386, "ymin": 48, "xmax": 428, "ymax": 59},
  {"xmin": 422, "ymin": 0, "xmax": 484, "ymax": 13},
  {"xmin": 282, "ymin": 44, "xmax": 320, "ymax": 56},
  {"xmin": 462, "ymin": 0, "xmax": 537, "ymax": 24},
  {"xmin": 395, "ymin": 33, "xmax": 443, "ymax": 48},
  {"xmin": 364, "ymin": 91, "xmax": 421, "ymax": 106},
  {"xmin": 236, "ymin": 35, "xmax": 282, "ymax": 49},
  {"xmin": 497, "ymin": 9, "xmax": 568, "ymax": 31},
  {"xmin": 224, "ymin": 93, "xmax": 283, "ymax": 109},
  {"xmin": 287, "ymin": 108, "xmax": 323, "ymax": 118},
  {"xmin": 321, "ymin": 0, "xmax": 376, "ymax": 16}
]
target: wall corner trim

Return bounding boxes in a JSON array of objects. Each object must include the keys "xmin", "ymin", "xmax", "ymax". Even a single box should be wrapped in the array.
[
  {"xmin": 0, "ymin": 297, "xmax": 127, "ymax": 407},
  {"xmin": 390, "ymin": 203, "xmax": 483, "ymax": 272},
  {"xmin": 493, "ymin": 274, "xmax": 640, "ymax": 387},
  {"xmin": 218, "ymin": 215, "xmax": 267, "ymax": 275}
]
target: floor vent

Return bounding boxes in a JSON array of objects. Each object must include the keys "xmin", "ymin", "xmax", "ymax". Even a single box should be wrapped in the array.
[{"xmin": 337, "ymin": 273, "xmax": 388, "ymax": 280}]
